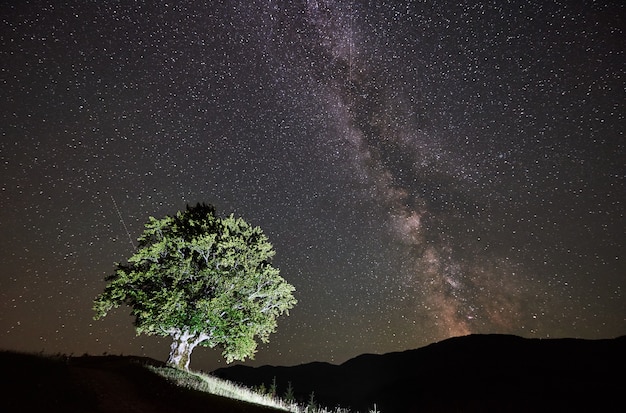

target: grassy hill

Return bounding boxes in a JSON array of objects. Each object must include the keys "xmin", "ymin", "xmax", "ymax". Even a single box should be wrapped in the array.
[
  {"xmin": 4, "ymin": 334, "xmax": 625, "ymax": 412},
  {"xmin": 0, "ymin": 351, "xmax": 289, "ymax": 413}
]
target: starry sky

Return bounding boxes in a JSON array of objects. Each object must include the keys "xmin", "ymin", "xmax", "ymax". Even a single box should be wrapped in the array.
[{"xmin": 1, "ymin": 0, "xmax": 624, "ymax": 372}]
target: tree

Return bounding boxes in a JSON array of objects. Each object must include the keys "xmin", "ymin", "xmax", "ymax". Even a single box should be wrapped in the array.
[
  {"xmin": 284, "ymin": 381, "xmax": 295, "ymax": 403},
  {"xmin": 93, "ymin": 203, "xmax": 297, "ymax": 370}
]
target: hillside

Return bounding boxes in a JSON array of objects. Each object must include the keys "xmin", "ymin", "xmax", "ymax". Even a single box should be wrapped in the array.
[
  {"xmin": 3, "ymin": 334, "xmax": 624, "ymax": 412},
  {"xmin": 0, "ymin": 351, "xmax": 285, "ymax": 413},
  {"xmin": 214, "ymin": 334, "xmax": 626, "ymax": 412}
]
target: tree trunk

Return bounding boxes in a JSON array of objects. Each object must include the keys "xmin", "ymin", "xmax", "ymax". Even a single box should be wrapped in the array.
[{"xmin": 167, "ymin": 329, "xmax": 197, "ymax": 370}]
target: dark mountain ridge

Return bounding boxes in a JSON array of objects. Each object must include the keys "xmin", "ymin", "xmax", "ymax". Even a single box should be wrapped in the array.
[{"xmin": 213, "ymin": 334, "xmax": 626, "ymax": 412}]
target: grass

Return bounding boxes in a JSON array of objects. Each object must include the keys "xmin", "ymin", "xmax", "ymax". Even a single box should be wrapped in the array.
[
  {"xmin": 146, "ymin": 364, "xmax": 380, "ymax": 413},
  {"xmin": 146, "ymin": 365, "xmax": 297, "ymax": 411},
  {"xmin": 0, "ymin": 350, "xmax": 378, "ymax": 413}
]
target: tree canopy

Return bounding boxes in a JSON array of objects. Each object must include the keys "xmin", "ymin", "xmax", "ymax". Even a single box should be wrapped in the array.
[{"xmin": 93, "ymin": 203, "xmax": 297, "ymax": 369}]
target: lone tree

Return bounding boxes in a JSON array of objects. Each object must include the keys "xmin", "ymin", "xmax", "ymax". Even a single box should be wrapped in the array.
[{"xmin": 93, "ymin": 203, "xmax": 297, "ymax": 370}]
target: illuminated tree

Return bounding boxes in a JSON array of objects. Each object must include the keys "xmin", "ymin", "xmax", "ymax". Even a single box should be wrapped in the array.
[{"xmin": 93, "ymin": 203, "xmax": 296, "ymax": 370}]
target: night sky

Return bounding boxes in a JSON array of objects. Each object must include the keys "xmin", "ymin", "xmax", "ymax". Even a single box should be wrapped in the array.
[{"xmin": 1, "ymin": 0, "xmax": 624, "ymax": 373}]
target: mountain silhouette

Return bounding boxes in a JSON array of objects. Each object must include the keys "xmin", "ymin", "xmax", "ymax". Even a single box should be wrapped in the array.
[{"xmin": 213, "ymin": 334, "xmax": 626, "ymax": 412}]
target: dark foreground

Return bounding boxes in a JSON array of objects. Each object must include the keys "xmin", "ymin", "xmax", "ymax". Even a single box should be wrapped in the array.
[
  {"xmin": 214, "ymin": 334, "xmax": 626, "ymax": 413},
  {"xmin": 2, "ymin": 334, "xmax": 625, "ymax": 413},
  {"xmin": 0, "ymin": 351, "xmax": 282, "ymax": 413}
]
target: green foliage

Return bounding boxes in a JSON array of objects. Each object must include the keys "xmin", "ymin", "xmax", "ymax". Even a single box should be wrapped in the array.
[
  {"xmin": 269, "ymin": 376, "xmax": 277, "ymax": 398},
  {"xmin": 94, "ymin": 203, "xmax": 297, "ymax": 366},
  {"xmin": 284, "ymin": 381, "xmax": 295, "ymax": 403},
  {"xmin": 306, "ymin": 391, "xmax": 317, "ymax": 412}
]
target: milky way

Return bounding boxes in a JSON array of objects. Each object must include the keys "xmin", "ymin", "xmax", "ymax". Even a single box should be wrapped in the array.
[
  {"xmin": 1, "ymin": 0, "xmax": 624, "ymax": 372},
  {"xmin": 293, "ymin": 0, "xmax": 546, "ymax": 339}
]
